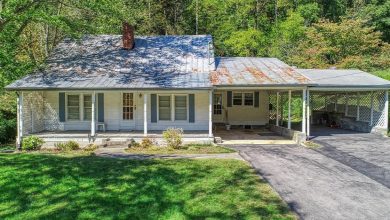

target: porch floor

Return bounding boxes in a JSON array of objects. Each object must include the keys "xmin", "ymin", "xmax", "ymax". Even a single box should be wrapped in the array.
[
  {"xmin": 214, "ymin": 127, "xmax": 295, "ymax": 145},
  {"xmin": 34, "ymin": 130, "xmax": 209, "ymax": 138}
]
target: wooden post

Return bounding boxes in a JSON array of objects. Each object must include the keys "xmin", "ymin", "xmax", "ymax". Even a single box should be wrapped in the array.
[
  {"xmin": 276, "ymin": 92, "xmax": 280, "ymax": 126},
  {"xmin": 208, "ymin": 90, "xmax": 213, "ymax": 138},
  {"xmin": 302, "ymin": 88, "xmax": 307, "ymax": 134},
  {"xmin": 144, "ymin": 93, "xmax": 148, "ymax": 136},
  {"xmin": 91, "ymin": 91, "xmax": 96, "ymax": 136},
  {"xmin": 288, "ymin": 90, "xmax": 291, "ymax": 129}
]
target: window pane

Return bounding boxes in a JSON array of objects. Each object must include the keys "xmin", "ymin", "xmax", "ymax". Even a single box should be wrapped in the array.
[
  {"xmin": 159, "ymin": 96, "xmax": 171, "ymax": 120},
  {"xmin": 233, "ymin": 93, "xmax": 242, "ymax": 105},
  {"xmin": 244, "ymin": 93, "xmax": 254, "ymax": 106},
  {"xmin": 83, "ymin": 95, "xmax": 92, "ymax": 120},
  {"xmin": 175, "ymin": 96, "xmax": 187, "ymax": 120},
  {"xmin": 123, "ymin": 93, "xmax": 134, "ymax": 120},
  {"xmin": 67, "ymin": 95, "xmax": 79, "ymax": 120},
  {"xmin": 84, "ymin": 108, "xmax": 92, "ymax": 120},
  {"xmin": 213, "ymin": 94, "xmax": 222, "ymax": 115}
]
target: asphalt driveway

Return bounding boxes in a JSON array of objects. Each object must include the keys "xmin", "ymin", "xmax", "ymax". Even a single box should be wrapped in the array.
[{"xmin": 230, "ymin": 131, "xmax": 390, "ymax": 220}]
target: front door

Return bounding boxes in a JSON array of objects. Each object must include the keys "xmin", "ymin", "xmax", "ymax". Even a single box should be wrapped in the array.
[{"xmin": 120, "ymin": 92, "xmax": 136, "ymax": 130}]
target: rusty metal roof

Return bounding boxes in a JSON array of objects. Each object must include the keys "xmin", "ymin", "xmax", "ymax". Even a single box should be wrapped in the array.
[
  {"xmin": 211, "ymin": 57, "xmax": 313, "ymax": 86},
  {"xmin": 6, "ymin": 35, "xmax": 214, "ymax": 90}
]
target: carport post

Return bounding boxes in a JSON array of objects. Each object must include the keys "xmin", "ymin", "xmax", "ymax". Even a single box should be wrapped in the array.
[
  {"xmin": 370, "ymin": 91, "xmax": 374, "ymax": 126},
  {"xmin": 302, "ymin": 88, "xmax": 307, "ymax": 134},
  {"xmin": 143, "ymin": 93, "xmax": 148, "ymax": 137},
  {"xmin": 357, "ymin": 92, "xmax": 360, "ymax": 121},
  {"xmin": 276, "ymin": 92, "xmax": 280, "ymax": 126},
  {"xmin": 385, "ymin": 90, "xmax": 388, "ymax": 129},
  {"xmin": 288, "ymin": 90, "xmax": 291, "ymax": 129},
  {"xmin": 208, "ymin": 90, "xmax": 213, "ymax": 138},
  {"xmin": 306, "ymin": 90, "xmax": 310, "ymax": 137},
  {"xmin": 16, "ymin": 92, "xmax": 23, "ymax": 149}
]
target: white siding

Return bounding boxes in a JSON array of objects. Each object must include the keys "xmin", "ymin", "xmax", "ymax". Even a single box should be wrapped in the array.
[{"xmin": 41, "ymin": 90, "xmax": 210, "ymax": 132}]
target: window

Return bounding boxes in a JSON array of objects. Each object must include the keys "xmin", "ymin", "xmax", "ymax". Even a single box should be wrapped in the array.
[
  {"xmin": 159, "ymin": 95, "xmax": 171, "ymax": 120},
  {"xmin": 67, "ymin": 95, "xmax": 80, "ymax": 120},
  {"xmin": 233, "ymin": 93, "xmax": 242, "ymax": 105},
  {"xmin": 83, "ymin": 95, "xmax": 92, "ymax": 120},
  {"xmin": 244, "ymin": 93, "xmax": 254, "ymax": 106},
  {"xmin": 175, "ymin": 95, "xmax": 187, "ymax": 120},
  {"xmin": 123, "ymin": 93, "xmax": 134, "ymax": 120},
  {"xmin": 213, "ymin": 94, "xmax": 222, "ymax": 115}
]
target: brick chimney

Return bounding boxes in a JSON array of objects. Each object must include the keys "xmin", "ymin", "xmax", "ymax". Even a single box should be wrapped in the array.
[{"xmin": 122, "ymin": 22, "xmax": 134, "ymax": 50}]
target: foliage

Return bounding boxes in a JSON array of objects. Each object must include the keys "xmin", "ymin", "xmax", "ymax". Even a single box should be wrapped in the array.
[
  {"xmin": 55, "ymin": 141, "xmax": 80, "ymax": 151},
  {"xmin": 22, "ymin": 136, "xmax": 44, "ymax": 151},
  {"xmin": 163, "ymin": 128, "xmax": 184, "ymax": 149},
  {"xmin": 83, "ymin": 144, "xmax": 99, "ymax": 152},
  {"xmin": 140, "ymin": 137, "xmax": 155, "ymax": 148},
  {"xmin": 0, "ymin": 154, "xmax": 295, "ymax": 219},
  {"xmin": 128, "ymin": 138, "xmax": 140, "ymax": 148},
  {"xmin": 125, "ymin": 143, "xmax": 236, "ymax": 154}
]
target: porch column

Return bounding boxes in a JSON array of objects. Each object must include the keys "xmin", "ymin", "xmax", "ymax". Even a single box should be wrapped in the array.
[
  {"xmin": 370, "ymin": 91, "xmax": 374, "ymax": 126},
  {"xmin": 276, "ymin": 92, "xmax": 280, "ymax": 126},
  {"xmin": 288, "ymin": 90, "xmax": 291, "ymax": 129},
  {"xmin": 208, "ymin": 90, "xmax": 213, "ymax": 137},
  {"xmin": 306, "ymin": 90, "xmax": 311, "ymax": 137},
  {"xmin": 144, "ymin": 93, "xmax": 148, "ymax": 136},
  {"xmin": 384, "ymin": 90, "xmax": 389, "ymax": 129},
  {"xmin": 16, "ymin": 92, "xmax": 23, "ymax": 149},
  {"xmin": 91, "ymin": 91, "xmax": 96, "ymax": 136},
  {"xmin": 302, "ymin": 88, "xmax": 307, "ymax": 134}
]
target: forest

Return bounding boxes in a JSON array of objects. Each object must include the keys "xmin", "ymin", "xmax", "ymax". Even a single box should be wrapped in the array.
[{"xmin": 0, "ymin": 0, "xmax": 389, "ymax": 144}]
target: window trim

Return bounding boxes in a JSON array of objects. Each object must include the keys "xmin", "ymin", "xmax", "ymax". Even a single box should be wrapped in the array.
[
  {"xmin": 232, "ymin": 92, "xmax": 255, "ymax": 107},
  {"xmin": 157, "ymin": 94, "xmax": 189, "ymax": 122},
  {"xmin": 174, "ymin": 95, "xmax": 189, "ymax": 121},
  {"xmin": 122, "ymin": 92, "xmax": 134, "ymax": 121},
  {"xmin": 83, "ymin": 94, "xmax": 93, "ymax": 121},
  {"xmin": 65, "ymin": 93, "xmax": 95, "ymax": 122}
]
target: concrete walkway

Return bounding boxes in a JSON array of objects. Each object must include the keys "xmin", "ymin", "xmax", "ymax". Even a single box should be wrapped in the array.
[
  {"xmin": 231, "ymin": 144, "xmax": 390, "ymax": 220},
  {"xmin": 95, "ymin": 147, "xmax": 243, "ymax": 160}
]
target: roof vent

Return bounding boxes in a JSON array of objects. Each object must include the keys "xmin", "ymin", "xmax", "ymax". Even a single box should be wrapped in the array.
[{"xmin": 122, "ymin": 22, "xmax": 135, "ymax": 50}]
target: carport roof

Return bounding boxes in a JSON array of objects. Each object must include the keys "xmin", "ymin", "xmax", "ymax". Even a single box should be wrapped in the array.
[{"xmin": 298, "ymin": 69, "xmax": 390, "ymax": 88}]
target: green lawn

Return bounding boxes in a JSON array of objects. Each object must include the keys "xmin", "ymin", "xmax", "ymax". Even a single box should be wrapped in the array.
[
  {"xmin": 125, "ymin": 144, "xmax": 236, "ymax": 154},
  {"xmin": 0, "ymin": 153, "xmax": 295, "ymax": 220}
]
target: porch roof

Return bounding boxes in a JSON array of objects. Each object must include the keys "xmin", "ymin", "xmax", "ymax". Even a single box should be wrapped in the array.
[{"xmin": 6, "ymin": 35, "xmax": 214, "ymax": 90}]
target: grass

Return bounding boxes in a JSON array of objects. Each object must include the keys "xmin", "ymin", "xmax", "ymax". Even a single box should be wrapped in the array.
[
  {"xmin": 125, "ymin": 144, "xmax": 236, "ymax": 154},
  {"xmin": 0, "ymin": 144, "xmax": 15, "ymax": 152},
  {"xmin": 0, "ymin": 153, "xmax": 295, "ymax": 219},
  {"xmin": 302, "ymin": 141, "xmax": 321, "ymax": 149}
]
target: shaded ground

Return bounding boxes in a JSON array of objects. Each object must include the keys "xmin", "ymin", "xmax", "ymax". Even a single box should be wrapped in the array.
[
  {"xmin": 0, "ymin": 153, "xmax": 295, "ymax": 219},
  {"xmin": 231, "ymin": 140, "xmax": 390, "ymax": 220}
]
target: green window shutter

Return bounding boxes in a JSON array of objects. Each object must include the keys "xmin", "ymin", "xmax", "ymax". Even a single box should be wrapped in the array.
[
  {"xmin": 98, "ymin": 93, "xmax": 104, "ymax": 122},
  {"xmin": 151, "ymin": 94, "xmax": 157, "ymax": 123},
  {"xmin": 227, "ymin": 91, "xmax": 232, "ymax": 107},
  {"xmin": 59, "ymin": 92, "xmax": 65, "ymax": 122},
  {"xmin": 254, "ymin": 91, "xmax": 260, "ymax": 107},
  {"xmin": 189, "ymin": 94, "xmax": 195, "ymax": 123}
]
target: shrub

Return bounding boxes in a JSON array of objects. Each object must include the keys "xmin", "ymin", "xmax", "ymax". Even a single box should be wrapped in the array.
[
  {"xmin": 0, "ymin": 117, "xmax": 16, "ymax": 144},
  {"xmin": 83, "ymin": 144, "xmax": 99, "ymax": 152},
  {"xmin": 163, "ymin": 128, "xmax": 183, "ymax": 149},
  {"xmin": 55, "ymin": 141, "xmax": 80, "ymax": 151},
  {"xmin": 140, "ymin": 137, "xmax": 155, "ymax": 148},
  {"xmin": 22, "ymin": 136, "xmax": 45, "ymax": 151},
  {"xmin": 128, "ymin": 138, "xmax": 140, "ymax": 148}
]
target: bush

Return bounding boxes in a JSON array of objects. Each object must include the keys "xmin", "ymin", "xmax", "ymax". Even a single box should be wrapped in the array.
[
  {"xmin": 22, "ymin": 136, "xmax": 45, "ymax": 151},
  {"xmin": 55, "ymin": 141, "xmax": 80, "ymax": 151},
  {"xmin": 0, "ymin": 117, "xmax": 16, "ymax": 144},
  {"xmin": 163, "ymin": 128, "xmax": 183, "ymax": 149},
  {"xmin": 83, "ymin": 144, "xmax": 99, "ymax": 152},
  {"xmin": 140, "ymin": 137, "xmax": 155, "ymax": 148},
  {"xmin": 128, "ymin": 138, "xmax": 140, "ymax": 148}
]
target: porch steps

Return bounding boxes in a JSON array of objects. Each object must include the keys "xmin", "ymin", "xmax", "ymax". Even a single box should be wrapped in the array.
[{"xmin": 221, "ymin": 140, "xmax": 296, "ymax": 145}]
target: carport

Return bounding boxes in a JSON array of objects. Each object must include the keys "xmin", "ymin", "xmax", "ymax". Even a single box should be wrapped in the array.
[{"xmin": 269, "ymin": 69, "xmax": 390, "ymax": 140}]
